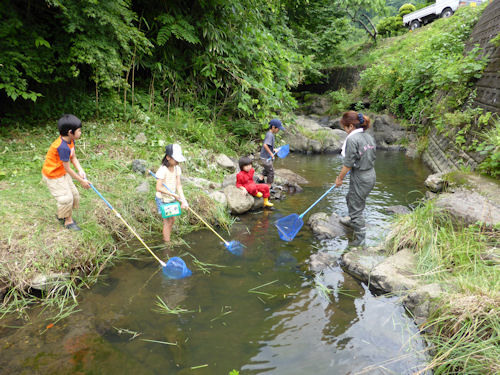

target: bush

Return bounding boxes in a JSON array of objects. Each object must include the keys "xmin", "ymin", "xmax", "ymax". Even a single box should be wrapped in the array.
[
  {"xmin": 327, "ymin": 88, "xmax": 355, "ymax": 115},
  {"xmin": 377, "ymin": 16, "xmax": 405, "ymax": 37},
  {"xmin": 477, "ymin": 119, "xmax": 500, "ymax": 178},
  {"xmin": 399, "ymin": 3, "xmax": 416, "ymax": 16},
  {"xmin": 360, "ymin": 6, "xmax": 487, "ymax": 125}
]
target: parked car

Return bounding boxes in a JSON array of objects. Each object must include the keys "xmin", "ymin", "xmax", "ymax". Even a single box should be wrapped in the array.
[{"xmin": 403, "ymin": 0, "xmax": 460, "ymax": 30}]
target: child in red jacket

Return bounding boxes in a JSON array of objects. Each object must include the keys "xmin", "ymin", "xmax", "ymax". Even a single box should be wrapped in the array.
[{"xmin": 236, "ymin": 156, "xmax": 273, "ymax": 207}]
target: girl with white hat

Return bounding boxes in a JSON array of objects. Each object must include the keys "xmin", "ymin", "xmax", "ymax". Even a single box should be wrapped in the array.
[{"xmin": 155, "ymin": 143, "xmax": 189, "ymax": 243}]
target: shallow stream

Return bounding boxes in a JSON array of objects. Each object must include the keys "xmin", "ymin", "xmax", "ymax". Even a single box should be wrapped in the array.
[{"xmin": 0, "ymin": 152, "xmax": 432, "ymax": 374}]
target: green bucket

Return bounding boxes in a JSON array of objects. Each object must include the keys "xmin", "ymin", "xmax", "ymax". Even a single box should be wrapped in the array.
[{"xmin": 160, "ymin": 201, "xmax": 182, "ymax": 219}]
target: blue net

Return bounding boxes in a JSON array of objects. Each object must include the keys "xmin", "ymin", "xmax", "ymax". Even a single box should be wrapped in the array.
[
  {"xmin": 163, "ymin": 257, "xmax": 192, "ymax": 279},
  {"xmin": 276, "ymin": 144, "xmax": 289, "ymax": 159},
  {"xmin": 225, "ymin": 240, "xmax": 244, "ymax": 256},
  {"xmin": 275, "ymin": 213, "xmax": 303, "ymax": 242}
]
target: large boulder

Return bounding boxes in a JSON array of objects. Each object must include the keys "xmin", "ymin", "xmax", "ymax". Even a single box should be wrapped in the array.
[
  {"xmin": 222, "ymin": 173, "xmax": 237, "ymax": 188},
  {"xmin": 342, "ymin": 247, "xmax": 419, "ymax": 293},
  {"xmin": 307, "ymin": 212, "xmax": 348, "ymax": 239},
  {"xmin": 223, "ymin": 185, "xmax": 254, "ymax": 214},
  {"xmin": 208, "ymin": 191, "xmax": 227, "ymax": 207},
  {"xmin": 370, "ymin": 114, "xmax": 406, "ymax": 150},
  {"xmin": 286, "ymin": 115, "xmax": 346, "ymax": 154},
  {"xmin": 341, "ymin": 246, "xmax": 444, "ymax": 324},
  {"xmin": 216, "ymin": 154, "xmax": 236, "ymax": 171},
  {"xmin": 274, "ymin": 168, "xmax": 309, "ymax": 185},
  {"xmin": 434, "ymin": 190, "xmax": 500, "ymax": 228}
]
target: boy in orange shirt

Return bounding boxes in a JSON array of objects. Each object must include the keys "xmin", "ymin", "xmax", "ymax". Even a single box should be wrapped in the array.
[{"xmin": 42, "ymin": 114, "xmax": 90, "ymax": 231}]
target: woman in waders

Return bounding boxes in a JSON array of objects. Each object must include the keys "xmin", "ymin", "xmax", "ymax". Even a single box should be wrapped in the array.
[{"xmin": 335, "ymin": 111, "xmax": 376, "ymax": 247}]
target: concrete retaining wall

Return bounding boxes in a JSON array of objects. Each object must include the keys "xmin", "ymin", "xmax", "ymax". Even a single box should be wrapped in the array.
[{"xmin": 423, "ymin": 0, "xmax": 500, "ymax": 173}]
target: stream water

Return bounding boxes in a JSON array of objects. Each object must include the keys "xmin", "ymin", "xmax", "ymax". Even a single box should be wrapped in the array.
[{"xmin": 0, "ymin": 151, "xmax": 432, "ymax": 375}]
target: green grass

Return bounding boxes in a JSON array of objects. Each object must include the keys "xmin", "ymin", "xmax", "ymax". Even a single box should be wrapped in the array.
[
  {"xmin": 386, "ymin": 201, "xmax": 500, "ymax": 374},
  {"xmin": 0, "ymin": 109, "xmax": 248, "ymax": 317}
]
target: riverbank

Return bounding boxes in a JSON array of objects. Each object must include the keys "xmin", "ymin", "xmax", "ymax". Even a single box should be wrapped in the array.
[
  {"xmin": 321, "ymin": 171, "xmax": 500, "ymax": 374},
  {"xmin": 0, "ymin": 111, "xmax": 253, "ymax": 315}
]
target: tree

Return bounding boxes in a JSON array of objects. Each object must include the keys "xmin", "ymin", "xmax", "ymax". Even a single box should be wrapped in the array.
[{"xmin": 338, "ymin": 0, "xmax": 386, "ymax": 42}]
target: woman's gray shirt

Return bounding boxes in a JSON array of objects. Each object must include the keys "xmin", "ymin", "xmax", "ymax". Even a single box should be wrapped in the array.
[{"xmin": 343, "ymin": 132, "xmax": 376, "ymax": 170}]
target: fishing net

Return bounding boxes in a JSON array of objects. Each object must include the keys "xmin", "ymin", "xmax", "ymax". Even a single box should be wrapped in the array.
[
  {"xmin": 275, "ymin": 214, "xmax": 303, "ymax": 242},
  {"xmin": 163, "ymin": 257, "xmax": 192, "ymax": 279},
  {"xmin": 276, "ymin": 144, "xmax": 290, "ymax": 159},
  {"xmin": 225, "ymin": 240, "xmax": 244, "ymax": 256}
]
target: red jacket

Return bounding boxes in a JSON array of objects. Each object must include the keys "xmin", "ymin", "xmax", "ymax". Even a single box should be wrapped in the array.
[{"xmin": 236, "ymin": 168, "xmax": 270, "ymax": 198}]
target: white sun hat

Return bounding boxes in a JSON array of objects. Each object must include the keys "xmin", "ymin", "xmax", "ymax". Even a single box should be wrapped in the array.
[{"xmin": 169, "ymin": 143, "xmax": 186, "ymax": 162}]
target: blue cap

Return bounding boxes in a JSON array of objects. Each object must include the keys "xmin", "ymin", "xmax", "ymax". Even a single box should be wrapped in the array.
[{"xmin": 269, "ymin": 118, "xmax": 284, "ymax": 130}]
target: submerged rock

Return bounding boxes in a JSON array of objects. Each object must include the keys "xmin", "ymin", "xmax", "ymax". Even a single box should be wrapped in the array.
[
  {"xmin": 341, "ymin": 246, "xmax": 440, "ymax": 324},
  {"xmin": 275, "ymin": 251, "xmax": 298, "ymax": 267},
  {"xmin": 309, "ymin": 252, "xmax": 338, "ymax": 272},
  {"xmin": 307, "ymin": 212, "xmax": 348, "ymax": 239}
]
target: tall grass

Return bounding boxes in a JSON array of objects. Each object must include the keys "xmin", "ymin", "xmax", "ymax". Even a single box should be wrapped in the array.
[
  {"xmin": 0, "ymin": 109, "xmax": 245, "ymax": 317},
  {"xmin": 386, "ymin": 200, "xmax": 500, "ymax": 374}
]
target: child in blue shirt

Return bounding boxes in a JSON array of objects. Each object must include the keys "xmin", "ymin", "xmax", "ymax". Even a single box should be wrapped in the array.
[{"xmin": 258, "ymin": 118, "xmax": 285, "ymax": 186}]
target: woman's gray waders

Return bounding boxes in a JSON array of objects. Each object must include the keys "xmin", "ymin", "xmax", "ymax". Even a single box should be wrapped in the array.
[{"xmin": 346, "ymin": 168, "xmax": 376, "ymax": 246}]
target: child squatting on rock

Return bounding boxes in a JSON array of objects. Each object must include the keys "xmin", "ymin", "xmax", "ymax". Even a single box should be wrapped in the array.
[
  {"xmin": 41, "ymin": 114, "xmax": 91, "ymax": 231},
  {"xmin": 155, "ymin": 143, "xmax": 189, "ymax": 243},
  {"xmin": 236, "ymin": 156, "xmax": 274, "ymax": 208}
]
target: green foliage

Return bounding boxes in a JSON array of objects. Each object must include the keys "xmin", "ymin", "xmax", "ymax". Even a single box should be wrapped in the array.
[
  {"xmin": 376, "ymin": 3, "xmax": 415, "ymax": 37},
  {"xmin": 490, "ymin": 33, "xmax": 500, "ymax": 46},
  {"xmin": 285, "ymin": 0, "xmax": 351, "ymax": 66},
  {"xmin": 477, "ymin": 119, "xmax": 500, "ymax": 178},
  {"xmin": 386, "ymin": 201, "xmax": 500, "ymax": 374},
  {"xmin": 359, "ymin": 6, "xmax": 487, "ymax": 126},
  {"xmin": 327, "ymin": 88, "xmax": 355, "ymax": 115},
  {"xmin": 377, "ymin": 16, "xmax": 404, "ymax": 37},
  {"xmin": 0, "ymin": 0, "xmax": 151, "ymax": 103},
  {"xmin": 398, "ymin": 3, "xmax": 416, "ymax": 16}
]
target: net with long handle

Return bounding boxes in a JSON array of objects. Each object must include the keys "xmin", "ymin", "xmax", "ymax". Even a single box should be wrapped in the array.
[{"xmin": 275, "ymin": 213, "xmax": 304, "ymax": 242}]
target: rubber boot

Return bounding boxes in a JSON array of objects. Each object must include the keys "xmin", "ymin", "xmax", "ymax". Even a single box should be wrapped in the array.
[
  {"xmin": 349, "ymin": 228, "xmax": 366, "ymax": 248},
  {"xmin": 263, "ymin": 197, "xmax": 274, "ymax": 207},
  {"xmin": 339, "ymin": 216, "xmax": 354, "ymax": 228},
  {"xmin": 256, "ymin": 192, "xmax": 263, "ymax": 198}
]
